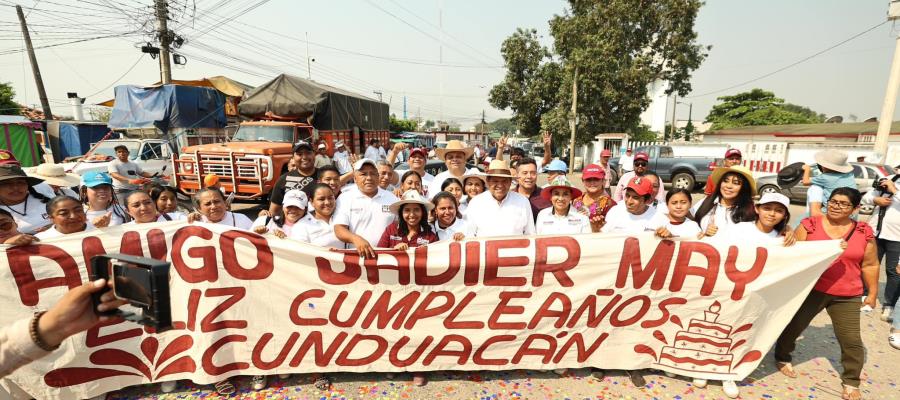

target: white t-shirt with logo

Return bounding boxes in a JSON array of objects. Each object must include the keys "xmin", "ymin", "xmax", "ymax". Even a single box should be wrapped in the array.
[
  {"xmin": 432, "ymin": 217, "xmax": 473, "ymax": 241},
  {"xmin": 1, "ymin": 195, "xmax": 51, "ymax": 234},
  {"xmin": 333, "ymin": 188, "xmax": 398, "ymax": 247},
  {"xmin": 535, "ymin": 207, "xmax": 591, "ymax": 235},
  {"xmin": 291, "ymin": 213, "xmax": 343, "ymax": 248},
  {"xmin": 601, "ymin": 204, "xmax": 657, "ymax": 234}
]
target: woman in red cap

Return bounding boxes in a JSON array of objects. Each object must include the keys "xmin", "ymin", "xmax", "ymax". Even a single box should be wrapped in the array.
[{"xmin": 574, "ymin": 164, "xmax": 616, "ymax": 225}]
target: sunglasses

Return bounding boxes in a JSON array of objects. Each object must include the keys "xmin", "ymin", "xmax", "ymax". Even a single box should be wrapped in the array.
[{"xmin": 634, "ymin": 162, "xmax": 648, "ymax": 167}]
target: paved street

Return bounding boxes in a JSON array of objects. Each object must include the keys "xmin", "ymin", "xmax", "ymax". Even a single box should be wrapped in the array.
[{"xmin": 104, "ymin": 173, "xmax": 900, "ymax": 400}]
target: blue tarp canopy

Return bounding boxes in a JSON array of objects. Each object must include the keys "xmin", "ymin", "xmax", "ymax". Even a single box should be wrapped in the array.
[
  {"xmin": 45, "ymin": 121, "xmax": 112, "ymax": 162},
  {"xmin": 108, "ymin": 84, "xmax": 227, "ymax": 132}
]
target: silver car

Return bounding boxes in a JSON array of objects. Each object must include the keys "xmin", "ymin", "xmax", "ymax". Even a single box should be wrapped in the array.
[{"xmin": 755, "ymin": 162, "xmax": 894, "ymax": 215}]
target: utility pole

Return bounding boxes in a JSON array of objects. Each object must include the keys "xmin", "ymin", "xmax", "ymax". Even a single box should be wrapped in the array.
[
  {"xmin": 568, "ymin": 67, "xmax": 578, "ymax": 171},
  {"xmin": 16, "ymin": 5, "xmax": 52, "ymax": 120},
  {"xmin": 685, "ymin": 102, "xmax": 693, "ymax": 141},
  {"xmin": 668, "ymin": 94, "xmax": 677, "ymax": 142},
  {"xmin": 875, "ymin": 2, "xmax": 900, "ymax": 161},
  {"xmin": 154, "ymin": 0, "xmax": 172, "ymax": 84},
  {"xmin": 403, "ymin": 96, "xmax": 407, "ymax": 119}
]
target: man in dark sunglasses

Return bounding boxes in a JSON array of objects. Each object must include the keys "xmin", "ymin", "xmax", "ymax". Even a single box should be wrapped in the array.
[{"xmin": 613, "ymin": 152, "xmax": 650, "ymax": 202}]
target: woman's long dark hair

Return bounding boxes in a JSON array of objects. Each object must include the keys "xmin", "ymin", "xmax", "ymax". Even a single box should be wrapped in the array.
[
  {"xmin": 79, "ymin": 184, "xmax": 130, "ymax": 222},
  {"xmin": 441, "ymin": 177, "xmax": 463, "ymax": 191},
  {"xmin": 665, "ymin": 188, "xmax": 696, "ymax": 222},
  {"xmin": 28, "ymin": 186, "xmax": 51, "ymax": 203},
  {"xmin": 694, "ymin": 172, "xmax": 756, "ymax": 225},
  {"xmin": 397, "ymin": 203, "xmax": 433, "ymax": 237}
]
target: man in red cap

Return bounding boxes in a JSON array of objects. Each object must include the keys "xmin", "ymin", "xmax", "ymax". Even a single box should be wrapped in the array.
[
  {"xmin": 602, "ymin": 175, "xmax": 656, "ymax": 234},
  {"xmin": 704, "ymin": 148, "xmax": 742, "ymax": 195},
  {"xmin": 613, "ymin": 152, "xmax": 649, "ymax": 202},
  {"xmin": 599, "ymin": 149, "xmax": 613, "ymax": 192}
]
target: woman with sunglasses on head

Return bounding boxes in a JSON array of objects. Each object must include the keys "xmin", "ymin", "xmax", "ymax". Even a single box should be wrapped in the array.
[
  {"xmin": 775, "ymin": 187, "xmax": 877, "ymax": 400},
  {"xmin": 80, "ymin": 171, "xmax": 130, "ymax": 228}
]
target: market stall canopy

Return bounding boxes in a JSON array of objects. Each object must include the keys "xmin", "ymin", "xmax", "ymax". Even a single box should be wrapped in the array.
[
  {"xmin": 238, "ymin": 74, "xmax": 389, "ymax": 131},
  {"xmin": 107, "ymin": 84, "xmax": 227, "ymax": 133},
  {"xmin": 0, "ymin": 117, "xmax": 43, "ymax": 166},
  {"xmin": 96, "ymin": 76, "xmax": 251, "ymax": 107}
]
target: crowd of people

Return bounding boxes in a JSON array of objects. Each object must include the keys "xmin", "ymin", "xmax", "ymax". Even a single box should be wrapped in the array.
[{"xmin": 0, "ymin": 135, "xmax": 896, "ymax": 399}]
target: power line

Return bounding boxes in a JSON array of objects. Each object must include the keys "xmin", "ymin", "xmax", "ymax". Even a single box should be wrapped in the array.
[
  {"xmin": 687, "ymin": 20, "xmax": 889, "ymax": 98},
  {"xmin": 84, "ymin": 53, "xmax": 145, "ymax": 99}
]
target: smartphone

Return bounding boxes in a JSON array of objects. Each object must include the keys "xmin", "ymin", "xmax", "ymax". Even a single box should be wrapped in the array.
[{"xmin": 89, "ymin": 254, "xmax": 172, "ymax": 332}]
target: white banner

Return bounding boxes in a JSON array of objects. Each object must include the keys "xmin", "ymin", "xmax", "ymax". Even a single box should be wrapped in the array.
[{"xmin": 0, "ymin": 222, "xmax": 841, "ymax": 399}]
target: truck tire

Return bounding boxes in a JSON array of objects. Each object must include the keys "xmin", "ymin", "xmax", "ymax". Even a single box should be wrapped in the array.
[{"xmin": 672, "ymin": 173, "xmax": 695, "ymax": 190}]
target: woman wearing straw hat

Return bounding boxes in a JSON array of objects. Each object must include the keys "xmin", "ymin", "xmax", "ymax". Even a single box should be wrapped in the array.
[
  {"xmin": 691, "ymin": 165, "xmax": 758, "ymax": 237},
  {"xmin": 536, "ymin": 176, "xmax": 598, "ymax": 235},
  {"xmin": 459, "ymin": 168, "xmax": 486, "ymax": 216},
  {"xmin": 377, "ymin": 189, "xmax": 438, "ymax": 386},
  {"xmin": 429, "ymin": 140, "xmax": 474, "ymax": 200},
  {"xmin": 0, "ymin": 164, "xmax": 53, "ymax": 234},
  {"xmin": 25, "ymin": 163, "xmax": 80, "ymax": 198}
]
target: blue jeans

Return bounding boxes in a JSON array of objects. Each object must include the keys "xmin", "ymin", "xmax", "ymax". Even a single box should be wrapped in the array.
[{"xmin": 876, "ymin": 238, "xmax": 900, "ymax": 308}]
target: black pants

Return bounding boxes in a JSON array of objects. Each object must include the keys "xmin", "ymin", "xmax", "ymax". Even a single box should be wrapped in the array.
[{"xmin": 877, "ymin": 238, "xmax": 900, "ymax": 308}]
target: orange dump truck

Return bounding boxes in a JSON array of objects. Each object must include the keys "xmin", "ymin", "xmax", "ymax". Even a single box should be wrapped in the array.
[{"xmin": 173, "ymin": 74, "xmax": 389, "ymax": 200}]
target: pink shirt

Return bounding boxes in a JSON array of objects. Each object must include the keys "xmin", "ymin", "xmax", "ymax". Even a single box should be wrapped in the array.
[{"xmin": 800, "ymin": 216, "xmax": 874, "ymax": 297}]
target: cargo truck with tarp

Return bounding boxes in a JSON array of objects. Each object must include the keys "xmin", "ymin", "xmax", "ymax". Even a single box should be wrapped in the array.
[{"xmin": 173, "ymin": 74, "xmax": 390, "ymax": 200}]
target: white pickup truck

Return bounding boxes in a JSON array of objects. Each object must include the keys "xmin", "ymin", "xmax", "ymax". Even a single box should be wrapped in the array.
[{"xmin": 61, "ymin": 138, "xmax": 174, "ymax": 177}]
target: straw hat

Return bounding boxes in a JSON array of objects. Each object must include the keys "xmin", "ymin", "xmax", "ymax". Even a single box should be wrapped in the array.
[
  {"xmin": 483, "ymin": 159, "xmax": 515, "ymax": 178},
  {"xmin": 435, "ymin": 140, "xmax": 474, "ymax": 161},
  {"xmin": 541, "ymin": 176, "xmax": 583, "ymax": 201},
  {"xmin": 462, "ymin": 168, "xmax": 486, "ymax": 185},
  {"xmin": 25, "ymin": 164, "xmax": 81, "ymax": 187},
  {"xmin": 814, "ymin": 150, "xmax": 853, "ymax": 173},
  {"xmin": 709, "ymin": 165, "xmax": 757, "ymax": 195},
  {"xmin": 389, "ymin": 189, "xmax": 434, "ymax": 214}
]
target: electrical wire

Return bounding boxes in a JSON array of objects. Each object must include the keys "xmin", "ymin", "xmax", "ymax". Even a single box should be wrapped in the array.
[{"xmin": 83, "ymin": 53, "xmax": 145, "ymax": 99}]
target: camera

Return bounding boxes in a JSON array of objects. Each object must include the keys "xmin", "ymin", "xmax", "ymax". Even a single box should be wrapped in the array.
[
  {"xmin": 89, "ymin": 254, "xmax": 172, "ymax": 332},
  {"xmin": 875, "ymin": 177, "xmax": 890, "ymax": 190}
]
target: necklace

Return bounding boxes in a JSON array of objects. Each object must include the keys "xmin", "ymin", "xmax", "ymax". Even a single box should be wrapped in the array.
[{"xmin": 0, "ymin": 196, "xmax": 28, "ymax": 216}]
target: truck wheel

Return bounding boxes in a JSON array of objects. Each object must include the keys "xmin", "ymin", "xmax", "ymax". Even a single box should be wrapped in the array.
[
  {"xmin": 759, "ymin": 185, "xmax": 780, "ymax": 196},
  {"xmin": 672, "ymin": 173, "xmax": 695, "ymax": 190}
]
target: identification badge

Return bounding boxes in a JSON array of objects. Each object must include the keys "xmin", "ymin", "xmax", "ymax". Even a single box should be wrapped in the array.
[{"xmin": 382, "ymin": 205, "xmax": 391, "ymax": 213}]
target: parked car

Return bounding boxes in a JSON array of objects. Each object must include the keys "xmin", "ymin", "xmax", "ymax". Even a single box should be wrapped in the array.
[
  {"xmin": 394, "ymin": 160, "xmax": 483, "ymax": 176},
  {"xmin": 756, "ymin": 162, "xmax": 893, "ymax": 215},
  {"xmin": 608, "ymin": 145, "xmax": 719, "ymax": 190},
  {"xmin": 61, "ymin": 138, "xmax": 174, "ymax": 177}
]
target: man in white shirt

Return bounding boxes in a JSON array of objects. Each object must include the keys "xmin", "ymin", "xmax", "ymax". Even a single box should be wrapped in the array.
[
  {"xmin": 364, "ymin": 139, "xmax": 381, "ymax": 161},
  {"xmin": 863, "ymin": 176, "xmax": 900, "ymax": 320},
  {"xmin": 107, "ymin": 145, "xmax": 154, "ymax": 201},
  {"xmin": 314, "ymin": 143, "xmax": 332, "ymax": 169},
  {"xmin": 429, "ymin": 140, "xmax": 473, "ymax": 200},
  {"xmin": 378, "ymin": 142, "xmax": 388, "ymax": 162},
  {"xmin": 620, "ymin": 148, "xmax": 635, "ymax": 174},
  {"xmin": 467, "ymin": 159, "xmax": 535, "ymax": 237},
  {"xmin": 613, "ymin": 152, "xmax": 649, "ymax": 202},
  {"xmin": 602, "ymin": 176, "xmax": 656, "ymax": 234},
  {"xmin": 388, "ymin": 144, "xmax": 434, "ymax": 196},
  {"xmin": 333, "ymin": 158, "xmax": 399, "ymax": 258},
  {"xmin": 332, "ymin": 141, "xmax": 352, "ymax": 175}
]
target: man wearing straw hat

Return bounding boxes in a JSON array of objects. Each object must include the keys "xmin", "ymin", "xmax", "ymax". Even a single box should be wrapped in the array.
[
  {"xmin": 466, "ymin": 159, "xmax": 535, "ymax": 237},
  {"xmin": 429, "ymin": 140, "xmax": 474, "ymax": 200}
]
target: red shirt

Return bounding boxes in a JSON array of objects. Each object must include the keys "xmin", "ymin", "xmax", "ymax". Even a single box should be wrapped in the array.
[
  {"xmin": 377, "ymin": 222, "xmax": 439, "ymax": 249},
  {"xmin": 800, "ymin": 216, "xmax": 874, "ymax": 297}
]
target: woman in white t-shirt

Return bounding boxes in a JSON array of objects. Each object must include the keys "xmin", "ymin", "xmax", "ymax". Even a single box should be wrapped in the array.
[
  {"xmin": 123, "ymin": 191, "xmax": 186, "ymax": 224},
  {"xmin": 691, "ymin": 166, "xmax": 757, "ymax": 238},
  {"xmin": 0, "ymin": 165, "xmax": 54, "ymax": 234},
  {"xmin": 80, "ymin": 171, "xmax": 129, "ymax": 228},
  {"xmin": 292, "ymin": 184, "xmax": 342, "ymax": 249},
  {"xmin": 460, "ymin": 169, "xmax": 486, "ymax": 216},
  {"xmin": 431, "ymin": 191, "xmax": 472, "ymax": 241},
  {"xmin": 714, "ymin": 193, "xmax": 796, "ymax": 247},
  {"xmin": 147, "ymin": 184, "xmax": 189, "ymax": 219},
  {"xmin": 651, "ymin": 188, "xmax": 702, "ymax": 239},
  {"xmin": 253, "ymin": 189, "xmax": 307, "ymax": 238},
  {"xmin": 35, "ymin": 196, "xmax": 93, "ymax": 240},
  {"xmin": 536, "ymin": 176, "xmax": 596, "ymax": 235},
  {"xmin": 187, "ymin": 188, "xmax": 252, "ymax": 230}
]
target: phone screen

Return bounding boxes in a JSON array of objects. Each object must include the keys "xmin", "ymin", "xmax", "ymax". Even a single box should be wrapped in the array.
[{"xmin": 113, "ymin": 262, "xmax": 154, "ymax": 307}]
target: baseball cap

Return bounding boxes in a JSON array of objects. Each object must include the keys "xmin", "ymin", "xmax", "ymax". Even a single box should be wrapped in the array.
[
  {"xmin": 282, "ymin": 189, "xmax": 309, "ymax": 209},
  {"xmin": 634, "ymin": 152, "xmax": 649, "ymax": 162},
  {"xmin": 335, "ymin": 140, "xmax": 346, "ymax": 148},
  {"xmin": 544, "ymin": 159, "xmax": 568, "ymax": 173},
  {"xmin": 81, "ymin": 171, "xmax": 113, "ymax": 188},
  {"xmin": 293, "ymin": 141, "xmax": 313, "ymax": 153},
  {"xmin": 626, "ymin": 148, "xmax": 633, "ymax": 152},
  {"xmin": 626, "ymin": 176, "xmax": 653, "ymax": 196},
  {"xmin": 0, "ymin": 150, "xmax": 19, "ymax": 166},
  {"xmin": 757, "ymin": 192, "xmax": 789, "ymax": 209},
  {"xmin": 353, "ymin": 158, "xmax": 377, "ymax": 171},
  {"xmin": 317, "ymin": 143, "xmax": 327, "ymax": 150},
  {"xmin": 725, "ymin": 148, "xmax": 742, "ymax": 158},
  {"xmin": 582, "ymin": 163, "xmax": 606, "ymax": 180},
  {"xmin": 409, "ymin": 147, "xmax": 427, "ymax": 158},
  {"xmin": 600, "ymin": 149, "xmax": 612, "ymax": 157}
]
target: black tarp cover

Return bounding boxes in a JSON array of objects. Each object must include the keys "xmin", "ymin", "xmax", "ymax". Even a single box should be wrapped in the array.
[{"xmin": 238, "ymin": 74, "xmax": 388, "ymax": 131}]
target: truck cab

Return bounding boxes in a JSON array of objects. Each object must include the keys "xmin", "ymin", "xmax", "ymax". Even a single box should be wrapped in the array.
[{"xmin": 173, "ymin": 120, "xmax": 314, "ymax": 200}]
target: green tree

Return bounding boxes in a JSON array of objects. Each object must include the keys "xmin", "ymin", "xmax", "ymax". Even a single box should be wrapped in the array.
[
  {"xmin": 489, "ymin": 28, "xmax": 562, "ymax": 137},
  {"xmin": 0, "ymin": 82, "xmax": 20, "ymax": 116},
  {"xmin": 423, "ymin": 120, "xmax": 435, "ymax": 129},
  {"xmin": 490, "ymin": 0, "xmax": 708, "ymax": 145},
  {"xmin": 389, "ymin": 114, "xmax": 418, "ymax": 132},
  {"xmin": 488, "ymin": 118, "xmax": 515, "ymax": 135},
  {"xmin": 705, "ymin": 89, "xmax": 826, "ymax": 130}
]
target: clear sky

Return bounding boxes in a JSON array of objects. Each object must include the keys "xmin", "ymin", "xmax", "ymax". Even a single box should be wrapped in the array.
[{"xmin": 0, "ymin": 0, "xmax": 898, "ymax": 129}]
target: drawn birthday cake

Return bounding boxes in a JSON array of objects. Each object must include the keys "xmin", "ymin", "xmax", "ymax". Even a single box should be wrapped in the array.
[{"xmin": 655, "ymin": 302, "xmax": 735, "ymax": 374}]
